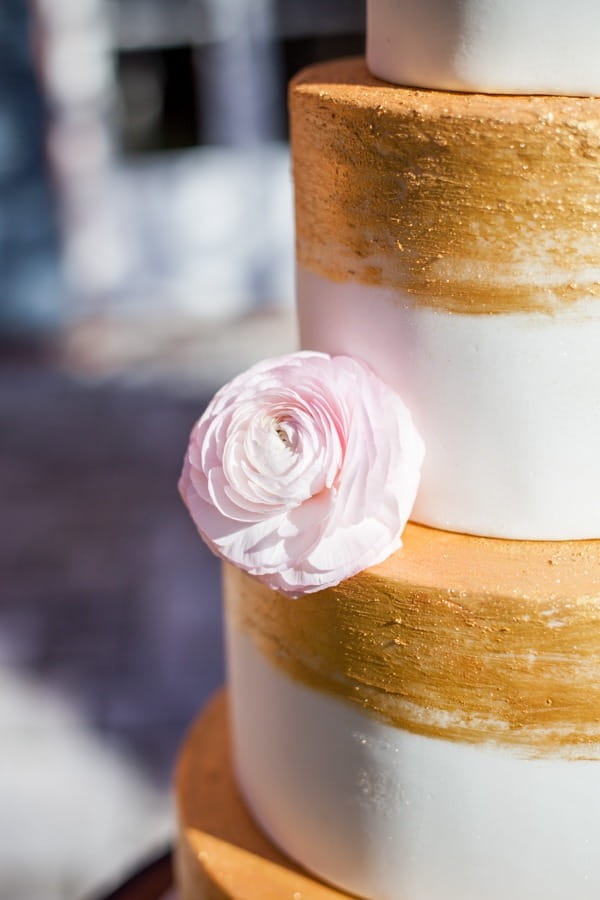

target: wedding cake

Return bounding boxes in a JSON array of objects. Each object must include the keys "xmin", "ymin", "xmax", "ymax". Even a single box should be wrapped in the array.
[{"xmin": 176, "ymin": 2, "xmax": 600, "ymax": 898}]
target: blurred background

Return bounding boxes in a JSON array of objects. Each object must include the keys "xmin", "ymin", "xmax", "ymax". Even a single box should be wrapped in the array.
[{"xmin": 1, "ymin": 1, "xmax": 363, "ymax": 898}]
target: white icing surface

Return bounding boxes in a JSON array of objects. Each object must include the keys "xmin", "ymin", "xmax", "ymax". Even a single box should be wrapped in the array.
[
  {"xmin": 298, "ymin": 267, "xmax": 600, "ymax": 540},
  {"xmin": 227, "ymin": 623, "xmax": 600, "ymax": 900},
  {"xmin": 367, "ymin": 0, "xmax": 600, "ymax": 95}
]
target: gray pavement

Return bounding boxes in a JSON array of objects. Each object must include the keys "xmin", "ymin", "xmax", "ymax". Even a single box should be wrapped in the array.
[{"xmin": 0, "ymin": 310, "xmax": 294, "ymax": 898}]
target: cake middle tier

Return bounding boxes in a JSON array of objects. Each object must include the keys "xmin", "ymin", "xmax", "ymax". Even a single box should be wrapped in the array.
[
  {"xmin": 226, "ymin": 523, "xmax": 600, "ymax": 754},
  {"xmin": 291, "ymin": 59, "xmax": 600, "ymax": 539},
  {"xmin": 225, "ymin": 524, "xmax": 600, "ymax": 899}
]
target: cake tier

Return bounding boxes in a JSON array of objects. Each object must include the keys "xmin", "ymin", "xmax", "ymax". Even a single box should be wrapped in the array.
[
  {"xmin": 367, "ymin": 0, "xmax": 600, "ymax": 95},
  {"xmin": 224, "ymin": 526, "xmax": 600, "ymax": 899},
  {"xmin": 291, "ymin": 59, "xmax": 600, "ymax": 539},
  {"xmin": 175, "ymin": 691, "xmax": 349, "ymax": 899}
]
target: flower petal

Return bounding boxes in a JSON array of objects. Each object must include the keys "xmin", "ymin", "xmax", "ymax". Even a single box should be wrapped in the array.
[{"xmin": 178, "ymin": 351, "xmax": 424, "ymax": 597}]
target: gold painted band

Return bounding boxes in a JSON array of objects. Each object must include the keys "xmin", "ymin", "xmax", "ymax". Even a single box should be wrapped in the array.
[
  {"xmin": 224, "ymin": 524, "xmax": 600, "ymax": 756},
  {"xmin": 290, "ymin": 59, "xmax": 600, "ymax": 314}
]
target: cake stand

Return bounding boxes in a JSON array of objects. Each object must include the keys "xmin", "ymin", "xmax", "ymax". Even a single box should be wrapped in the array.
[{"xmin": 97, "ymin": 851, "xmax": 173, "ymax": 900}]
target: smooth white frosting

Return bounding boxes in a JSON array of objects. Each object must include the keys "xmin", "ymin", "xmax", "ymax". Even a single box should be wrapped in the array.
[
  {"xmin": 298, "ymin": 267, "xmax": 600, "ymax": 540},
  {"xmin": 227, "ymin": 622, "xmax": 600, "ymax": 900},
  {"xmin": 367, "ymin": 0, "xmax": 600, "ymax": 95}
]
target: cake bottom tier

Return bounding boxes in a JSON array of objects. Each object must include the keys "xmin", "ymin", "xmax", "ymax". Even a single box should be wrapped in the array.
[{"xmin": 174, "ymin": 690, "xmax": 352, "ymax": 899}]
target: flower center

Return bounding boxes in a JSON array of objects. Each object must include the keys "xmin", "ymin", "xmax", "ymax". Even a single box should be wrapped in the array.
[{"xmin": 274, "ymin": 419, "xmax": 293, "ymax": 449}]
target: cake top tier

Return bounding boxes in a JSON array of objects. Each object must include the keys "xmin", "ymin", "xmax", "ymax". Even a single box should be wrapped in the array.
[{"xmin": 367, "ymin": 0, "xmax": 600, "ymax": 95}]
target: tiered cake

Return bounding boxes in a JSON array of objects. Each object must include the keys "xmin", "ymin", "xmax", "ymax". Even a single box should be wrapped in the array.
[{"xmin": 177, "ymin": 2, "xmax": 600, "ymax": 898}]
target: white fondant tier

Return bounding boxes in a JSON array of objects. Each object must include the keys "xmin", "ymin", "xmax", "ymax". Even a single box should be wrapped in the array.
[
  {"xmin": 367, "ymin": 0, "xmax": 600, "ymax": 95},
  {"xmin": 227, "ymin": 623, "xmax": 600, "ymax": 900},
  {"xmin": 298, "ymin": 267, "xmax": 600, "ymax": 540}
]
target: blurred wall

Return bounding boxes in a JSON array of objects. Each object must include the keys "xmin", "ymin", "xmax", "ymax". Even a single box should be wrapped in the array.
[
  {"xmin": 11, "ymin": 0, "xmax": 363, "ymax": 335},
  {"xmin": 0, "ymin": 0, "xmax": 63, "ymax": 337}
]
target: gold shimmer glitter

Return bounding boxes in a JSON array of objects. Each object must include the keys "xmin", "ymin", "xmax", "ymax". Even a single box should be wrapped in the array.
[
  {"xmin": 225, "ymin": 524, "xmax": 600, "ymax": 756},
  {"xmin": 290, "ymin": 58, "xmax": 600, "ymax": 314}
]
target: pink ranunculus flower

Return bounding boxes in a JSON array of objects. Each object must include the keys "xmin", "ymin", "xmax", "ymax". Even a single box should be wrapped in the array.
[{"xmin": 179, "ymin": 351, "xmax": 424, "ymax": 597}]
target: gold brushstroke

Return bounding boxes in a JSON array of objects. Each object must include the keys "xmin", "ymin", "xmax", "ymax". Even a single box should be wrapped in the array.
[
  {"xmin": 224, "ymin": 524, "xmax": 600, "ymax": 756},
  {"xmin": 290, "ymin": 58, "xmax": 600, "ymax": 314}
]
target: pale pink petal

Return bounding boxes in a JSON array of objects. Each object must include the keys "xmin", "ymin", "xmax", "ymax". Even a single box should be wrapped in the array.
[{"xmin": 178, "ymin": 351, "xmax": 424, "ymax": 597}]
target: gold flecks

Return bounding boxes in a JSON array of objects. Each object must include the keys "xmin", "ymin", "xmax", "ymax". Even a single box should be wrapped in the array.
[
  {"xmin": 224, "ymin": 523, "xmax": 600, "ymax": 756},
  {"xmin": 290, "ymin": 59, "xmax": 600, "ymax": 314}
]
